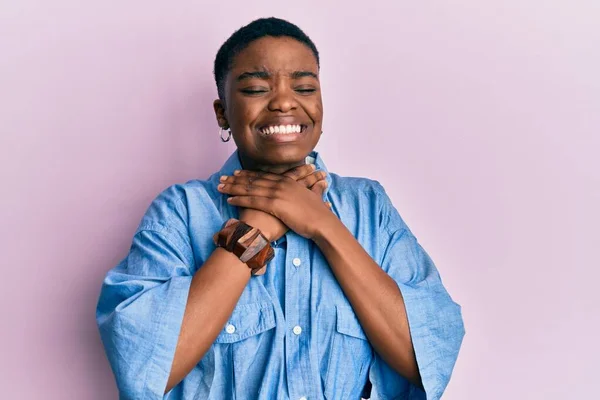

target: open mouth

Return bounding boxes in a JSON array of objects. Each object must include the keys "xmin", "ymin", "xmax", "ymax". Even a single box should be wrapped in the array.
[{"xmin": 258, "ymin": 124, "xmax": 308, "ymax": 136}]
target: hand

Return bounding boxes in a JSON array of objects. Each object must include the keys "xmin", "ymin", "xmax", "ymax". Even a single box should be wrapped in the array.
[
  {"xmin": 221, "ymin": 164, "xmax": 329, "ymax": 241},
  {"xmin": 217, "ymin": 168, "xmax": 334, "ymax": 240}
]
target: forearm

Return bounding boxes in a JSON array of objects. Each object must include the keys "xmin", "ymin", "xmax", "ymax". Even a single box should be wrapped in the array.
[
  {"xmin": 165, "ymin": 215, "xmax": 276, "ymax": 393},
  {"xmin": 313, "ymin": 215, "xmax": 422, "ymax": 387},
  {"xmin": 165, "ymin": 247, "xmax": 251, "ymax": 393}
]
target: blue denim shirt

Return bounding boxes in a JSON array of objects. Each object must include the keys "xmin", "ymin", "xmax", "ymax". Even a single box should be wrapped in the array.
[{"xmin": 96, "ymin": 150, "xmax": 465, "ymax": 400}]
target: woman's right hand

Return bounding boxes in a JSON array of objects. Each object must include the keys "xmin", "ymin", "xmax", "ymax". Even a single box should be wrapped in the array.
[{"xmin": 238, "ymin": 164, "xmax": 329, "ymax": 242}]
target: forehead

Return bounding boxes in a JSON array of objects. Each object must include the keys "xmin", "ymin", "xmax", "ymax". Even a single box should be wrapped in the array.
[{"xmin": 230, "ymin": 36, "xmax": 318, "ymax": 75}]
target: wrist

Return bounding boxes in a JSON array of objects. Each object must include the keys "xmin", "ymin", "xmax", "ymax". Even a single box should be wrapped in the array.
[
  {"xmin": 312, "ymin": 212, "xmax": 340, "ymax": 245},
  {"xmin": 213, "ymin": 218, "xmax": 275, "ymax": 276},
  {"xmin": 239, "ymin": 216, "xmax": 275, "ymax": 241}
]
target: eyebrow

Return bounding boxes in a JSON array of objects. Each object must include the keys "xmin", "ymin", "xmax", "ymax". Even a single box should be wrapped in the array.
[
  {"xmin": 235, "ymin": 70, "xmax": 318, "ymax": 82},
  {"xmin": 236, "ymin": 71, "xmax": 270, "ymax": 81},
  {"xmin": 290, "ymin": 70, "xmax": 318, "ymax": 79}
]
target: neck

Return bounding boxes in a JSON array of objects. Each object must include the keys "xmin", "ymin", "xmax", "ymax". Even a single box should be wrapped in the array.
[{"xmin": 238, "ymin": 152, "xmax": 307, "ymax": 174}]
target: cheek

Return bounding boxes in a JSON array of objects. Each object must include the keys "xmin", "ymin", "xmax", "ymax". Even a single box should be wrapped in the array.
[
  {"xmin": 229, "ymin": 100, "xmax": 262, "ymax": 131},
  {"xmin": 309, "ymin": 100, "xmax": 324, "ymax": 124},
  {"xmin": 298, "ymin": 95, "xmax": 323, "ymax": 123}
]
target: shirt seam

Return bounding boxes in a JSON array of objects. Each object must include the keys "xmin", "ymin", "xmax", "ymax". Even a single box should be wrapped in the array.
[
  {"xmin": 135, "ymin": 223, "xmax": 192, "ymax": 264},
  {"xmin": 138, "ymin": 186, "xmax": 191, "ymax": 237}
]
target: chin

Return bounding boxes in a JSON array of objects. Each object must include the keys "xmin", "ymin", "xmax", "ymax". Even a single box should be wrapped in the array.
[{"xmin": 260, "ymin": 146, "xmax": 312, "ymax": 166}]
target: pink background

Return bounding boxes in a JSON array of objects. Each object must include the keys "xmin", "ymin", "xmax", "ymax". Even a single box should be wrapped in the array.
[{"xmin": 1, "ymin": 1, "xmax": 598, "ymax": 399}]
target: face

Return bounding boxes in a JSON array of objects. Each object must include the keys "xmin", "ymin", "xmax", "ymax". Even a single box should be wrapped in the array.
[{"xmin": 214, "ymin": 36, "xmax": 323, "ymax": 172}]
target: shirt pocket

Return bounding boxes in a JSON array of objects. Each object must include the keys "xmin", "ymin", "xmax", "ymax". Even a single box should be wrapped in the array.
[
  {"xmin": 212, "ymin": 301, "xmax": 277, "ymax": 399},
  {"xmin": 213, "ymin": 301, "xmax": 276, "ymax": 344},
  {"xmin": 324, "ymin": 305, "xmax": 373, "ymax": 400}
]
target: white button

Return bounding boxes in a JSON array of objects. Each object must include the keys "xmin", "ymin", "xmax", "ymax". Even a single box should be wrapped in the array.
[
  {"xmin": 292, "ymin": 258, "xmax": 301, "ymax": 267},
  {"xmin": 293, "ymin": 325, "xmax": 302, "ymax": 335},
  {"xmin": 225, "ymin": 324, "xmax": 236, "ymax": 334},
  {"xmin": 299, "ymin": 397, "xmax": 307, "ymax": 400}
]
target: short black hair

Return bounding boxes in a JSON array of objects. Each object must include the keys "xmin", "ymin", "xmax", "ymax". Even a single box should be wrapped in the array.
[{"xmin": 213, "ymin": 17, "xmax": 320, "ymax": 101}]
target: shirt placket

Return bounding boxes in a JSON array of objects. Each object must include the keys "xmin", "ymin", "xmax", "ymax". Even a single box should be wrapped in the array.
[{"xmin": 284, "ymin": 231, "xmax": 312, "ymax": 400}]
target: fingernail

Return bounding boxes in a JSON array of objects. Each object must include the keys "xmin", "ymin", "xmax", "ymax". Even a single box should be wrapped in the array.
[
  {"xmin": 218, "ymin": 183, "xmax": 225, "ymax": 189},
  {"xmin": 220, "ymin": 176, "xmax": 227, "ymax": 181},
  {"xmin": 311, "ymin": 164, "xmax": 316, "ymax": 170},
  {"xmin": 233, "ymin": 170, "xmax": 241, "ymax": 175}
]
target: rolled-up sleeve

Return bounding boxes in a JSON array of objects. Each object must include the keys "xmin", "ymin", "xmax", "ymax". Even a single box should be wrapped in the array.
[
  {"xmin": 96, "ymin": 187, "xmax": 195, "ymax": 399},
  {"xmin": 368, "ymin": 185, "xmax": 465, "ymax": 400}
]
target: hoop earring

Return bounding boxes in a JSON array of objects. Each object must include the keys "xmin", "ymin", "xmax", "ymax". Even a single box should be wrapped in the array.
[{"xmin": 219, "ymin": 127, "xmax": 231, "ymax": 142}]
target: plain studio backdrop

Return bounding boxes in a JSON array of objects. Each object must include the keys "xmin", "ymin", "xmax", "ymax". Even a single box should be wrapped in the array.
[{"xmin": 1, "ymin": 1, "xmax": 598, "ymax": 399}]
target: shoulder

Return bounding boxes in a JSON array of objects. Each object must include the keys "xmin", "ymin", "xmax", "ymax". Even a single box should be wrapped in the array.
[
  {"xmin": 329, "ymin": 173, "xmax": 409, "ymax": 234},
  {"xmin": 329, "ymin": 173, "xmax": 384, "ymax": 194},
  {"xmin": 137, "ymin": 175, "xmax": 220, "ymax": 234},
  {"xmin": 329, "ymin": 173, "xmax": 388, "ymax": 204}
]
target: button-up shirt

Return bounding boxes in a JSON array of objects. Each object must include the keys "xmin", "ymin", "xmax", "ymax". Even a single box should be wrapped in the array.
[{"xmin": 96, "ymin": 150, "xmax": 465, "ymax": 400}]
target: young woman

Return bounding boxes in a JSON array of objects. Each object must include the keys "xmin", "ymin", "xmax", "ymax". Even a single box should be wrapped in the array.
[{"xmin": 97, "ymin": 17, "xmax": 464, "ymax": 400}]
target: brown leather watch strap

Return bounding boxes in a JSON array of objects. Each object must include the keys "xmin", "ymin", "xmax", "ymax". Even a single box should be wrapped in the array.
[{"xmin": 212, "ymin": 218, "xmax": 274, "ymax": 275}]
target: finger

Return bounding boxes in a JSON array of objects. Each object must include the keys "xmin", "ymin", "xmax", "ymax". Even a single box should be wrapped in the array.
[
  {"xmin": 296, "ymin": 171, "xmax": 325, "ymax": 189},
  {"xmin": 218, "ymin": 182, "xmax": 277, "ymax": 197},
  {"xmin": 220, "ymin": 175, "xmax": 280, "ymax": 188},
  {"xmin": 297, "ymin": 170, "xmax": 327, "ymax": 188},
  {"xmin": 310, "ymin": 179, "xmax": 328, "ymax": 196},
  {"xmin": 227, "ymin": 196, "xmax": 276, "ymax": 214},
  {"xmin": 283, "ymin": 163, "xmax": 316, "ymax": 180},
  {"xmin": 233, "ymin": 170, "xmax": 285, "ymax": 182}
]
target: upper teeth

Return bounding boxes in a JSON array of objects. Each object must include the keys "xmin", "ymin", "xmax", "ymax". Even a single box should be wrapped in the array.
[{"xmin": 261, "ymin": 124, "xmax": 302, "ymax": 135}]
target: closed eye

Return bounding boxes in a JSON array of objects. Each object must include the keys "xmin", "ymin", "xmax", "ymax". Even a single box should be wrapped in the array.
[
  {"xmin": 295, "ymin": 88, "xmax": 317, "ymax": 94},
  {"xmin": 240, "ymin": 88, "xmax": 269, "ymax": 95}
]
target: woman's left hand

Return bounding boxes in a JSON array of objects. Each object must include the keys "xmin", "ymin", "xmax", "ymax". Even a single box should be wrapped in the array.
[{"xmin": 217, "ymin": 169, "xmax": 335, "ymax": 240}]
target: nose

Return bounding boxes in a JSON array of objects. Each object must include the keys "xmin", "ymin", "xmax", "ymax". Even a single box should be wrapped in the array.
[{"xmin": 267, "ymin": 84, "xmax": 297, "ymax": 113}]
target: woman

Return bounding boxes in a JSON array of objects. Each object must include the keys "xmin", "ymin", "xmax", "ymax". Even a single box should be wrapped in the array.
[{"xmin": 96, "ymin": 17, "xmax": 464, "ymax": 400}]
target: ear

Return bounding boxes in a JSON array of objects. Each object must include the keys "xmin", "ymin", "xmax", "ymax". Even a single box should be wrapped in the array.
[{"xmin": 213, "ymin": 99, "xmax": 229, "ymax": 129}]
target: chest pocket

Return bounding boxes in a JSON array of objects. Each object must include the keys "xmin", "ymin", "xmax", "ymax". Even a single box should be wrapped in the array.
[
  {"xmin": 213, "ymin": 301, "xmax": 276, "ymax": 344},
  {"xmin": 324, "ymin": 305, "xmax": 373, "ymax": 400},
  {"xmin": 212, "ymin": 301, "xmax": 277, "ymax": 399}
]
